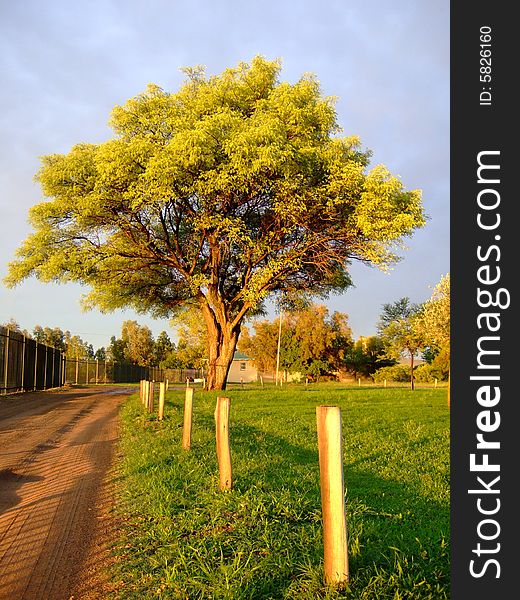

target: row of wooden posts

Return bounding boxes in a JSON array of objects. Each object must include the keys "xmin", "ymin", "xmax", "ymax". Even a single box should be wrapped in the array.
[{"xmin": 138, "ymin": 379, "xmax": 349, "ymax": 585}]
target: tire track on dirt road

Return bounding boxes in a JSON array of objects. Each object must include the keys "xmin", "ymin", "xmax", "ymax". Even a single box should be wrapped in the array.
[{"xmin": 0, "ymin": 386, "xmax": 134, "ymax": 599}]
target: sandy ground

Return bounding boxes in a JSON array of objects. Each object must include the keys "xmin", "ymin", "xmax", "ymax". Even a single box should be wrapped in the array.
[{"xmin": 0, "ymin": 385, "xmax": 134, "ymax": 600}]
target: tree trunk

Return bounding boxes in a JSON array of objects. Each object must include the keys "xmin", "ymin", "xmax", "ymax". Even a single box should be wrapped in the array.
[{"xmin": 200, "ymin": 298, "xmax": 241, "ymax": 391}]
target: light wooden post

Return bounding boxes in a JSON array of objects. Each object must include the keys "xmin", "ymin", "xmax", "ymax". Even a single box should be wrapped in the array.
[
  {"xmin": 182, "ymin": 387, "xmax": 194, "ymax": 449},
  {"xmin": 358, "ymin": 378, "xmax": 361, "ymax": 387},
  {"xmin": 384, "ymin": 379, "xmax": 387, "ymax": 388},
  {"xmin": 148, "ymin": 381, "xmax": 154, "ymax": 413},
  {"xmin": 316, "ymin": 405, "xmax": 349, "ymax": 585},
  {"xmin": 165, "ymin": 378, "xmax": 169, "ymax": 391},
  {"xmin": 158, "ymin": 382, "xmax": 166, "ymax": 420},
  {"xmin": 143, "ymin": 379, "xmax": 150, "ymax": 408},
  {"xmin": 140, "ymin": 380, "xmax": 145, "ymax": 404},
  {"xmin": 215, "ymin": 396, "xmax": 232, "ymax": 490}
]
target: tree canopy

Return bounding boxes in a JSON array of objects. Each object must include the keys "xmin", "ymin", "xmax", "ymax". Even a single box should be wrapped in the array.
[
  {"xmin": 239, "ymin": 304, "xmax": 352, "ymax": 379},
  {"xmin": 5, "ymin": 56, "xmax": 425, "ymax": 389},
  {"xmin": 377, "ymin": 297, "xmax": 424, "ymax": 389}
]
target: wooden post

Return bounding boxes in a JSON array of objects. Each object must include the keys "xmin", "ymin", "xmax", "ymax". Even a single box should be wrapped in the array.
[
  {"xmin": 182, "ymin": 387, "xmax": 194, "ymax": 449},
  {"xmin": 316, "ymin": 405, "xmax": 349, "ymax": 585},
  {"xmin": 358, "ymin": 378, "xmax": 361, "ymax": 387},
  {"xmin": 148, "ymin": 380, "xmax": 154, "ymax": 413},
  {"xmin": 158, "ymin": 382, "xmax": 166, "ymax": 420},
  {"xmin": 435, "ymin": 378, "xmax": 438, "ymax": 388},
  {"xmin": 384, "ymin": 379, "xmax": 387, "ymax": 388},
  {"xmin": 214, "ymin": 396, "xmax": 232, "ymax": 490},
  {"xmin": 165, "ymin": 378, "xmax": 169, "ymax": 391},
  {"xmin": 139, "ymin": 380, "xmax": 145, "ymax": 404},
  {"xmin": 141, "ymin": 380, "xmax": 147, "ymax": 406}
]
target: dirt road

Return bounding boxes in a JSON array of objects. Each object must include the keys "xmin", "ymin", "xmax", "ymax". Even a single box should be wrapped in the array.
[{"xmin": 0, "ymin": 385, "xmax": 134, "ymax": 600}]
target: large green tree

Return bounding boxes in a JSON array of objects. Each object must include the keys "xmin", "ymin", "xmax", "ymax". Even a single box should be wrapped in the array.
[{"xmin": 5, "ymin": 56, "xmax": 425, "ymax": 389}]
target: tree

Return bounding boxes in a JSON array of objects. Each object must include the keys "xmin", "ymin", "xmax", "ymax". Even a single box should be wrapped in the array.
[
  {"xmin": 153, "ymin": 330, "xmax": 174, "ymax": 366},
  {"xmin": 107, "ymin": 335, "xmax": 127, "ymax": 362},
  {"xmin": 377, "ymin": 298, "xmax": 424, "ymax": 390},
  {"xmin": 94, "ymin": 347, "xmax": 106, "ymax": 361},
  {"xmin": 5, "ymin": 56, "xmax": 425, "ymax": 390},
  {"xmin": 240, "ymin": 304, "xmax": 353, "ymax": 379},
  {"xmin": 33, "ymin": 325, "xmax": 66, "ymax": 351},
  {"xmin": 63, "ymin": 330, "xmax": 92, "ymax": 358},
  {"xmin": 415, "ymin": 273, "xmax": 450, "ymax": 403},
  {"xmin": 121, "ymin": 320, "xmax": 155, "ymax": 365},
  {"xmin": 344, "ymin": 335, "xmax": 392, "ymax": 379},
  {"xmin": 2, "ymin": 318, "xmax": 22, "ymax": 333},
  {"xmin": 172, "ymin": 308, "xmax": 207, "ymax": 369}
]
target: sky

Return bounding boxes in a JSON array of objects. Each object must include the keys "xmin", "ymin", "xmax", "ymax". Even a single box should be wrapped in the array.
[{"xmin": 0, "ymin": 0, "xmax": 449, "ymax": 351}]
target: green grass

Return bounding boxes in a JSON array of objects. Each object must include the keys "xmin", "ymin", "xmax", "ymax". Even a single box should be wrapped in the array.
[{"xmin": 110, "ymin": 384, "xmax": 449, "ymax": 599}]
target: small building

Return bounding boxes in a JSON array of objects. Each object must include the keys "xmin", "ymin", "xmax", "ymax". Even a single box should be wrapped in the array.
[{"xmin": 227, "ymin": 351, "xmax": 258, "ymax": 383}]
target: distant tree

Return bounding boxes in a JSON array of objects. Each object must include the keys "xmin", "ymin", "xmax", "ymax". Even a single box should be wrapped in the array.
[
  {"xmin": 240, "ymin": 304, "xmax": 352, "ymax": 379},
  {"xmin": 107, "ymin": 335, "xmax": 127, "ymax": 362},
  {"xmin": 415, "ymin": 273, "xmax": 450, "ymax": 403},
  {"xmin": 94, "ymin": 347, "xmax": 106, "ymax": 361},
  {"xmin": 377, "ymin": 297, "xmax": 424, "ymax": 390},
  {"xmin": 63, "ymin": 330, "xmax": 92, "ymax": 358},
  {"xmin": 172, "ymin": 309, "xmax": 207, "ymax": 369},
  {"xmin": 5, "ymin": 56, "xmax": 425, "ymax": 389},
  {"xmin": 154, "ymin": 330, "xmax": 174, "ymax": 367},
  {"xmin": 238, "ymin": 321, "xmax": 279, "ymax": 373},
  {"xmin": 2, "ymin": 318, "xmax": 22, "ymax": 333},
  {"xmin": 32, "ymin": 325, "xmax": 66, "ymax": 351},
  {"xmin": 121, "ymin": 321, "xmax": 155, "ymax": 365}
]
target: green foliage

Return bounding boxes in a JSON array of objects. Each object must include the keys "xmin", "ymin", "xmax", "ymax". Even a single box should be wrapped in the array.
[
  {"xmin": 344, "ymin": 335, "xmax": 393, "ymax": 377},
  {"xmin": 240, "ymin": 303, "xmax": 353, "ymax": 377},
  {"xmin": 107, "ymin": 335, "xmax": 127, "ymax": 362},
  {"xmin": 5, "ymin": 56, "xmax": 425, "ymax": 388},
  {"xmin": 113, "ymin": 384, "xmax": 449, "ymax": 598},
  {"xmin": 413, "ymin": 362, "xmax": 448, "ymax": 383},
  {"xmin": 153, "ymin": 330, "xmax": 175, "ymax": 367},
  {"xmin": 415, "ymin": 274, "xmax": 450, "ymax": 362},
  {"xmin": 372, "ymin": 364, "xmax": 411, "ymax": 383},
  {"xmin": 121, "ymin": 320, "xmax": 155, "ymax": 365},
  {"xmin": 169, "ymin": 306, "xmax": 208, "ymax": 369}
]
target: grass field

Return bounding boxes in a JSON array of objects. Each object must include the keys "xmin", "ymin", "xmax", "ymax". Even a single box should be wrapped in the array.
[{"xmin": 111, "ymin": 384, "xmax": 449, "ymax": 599}]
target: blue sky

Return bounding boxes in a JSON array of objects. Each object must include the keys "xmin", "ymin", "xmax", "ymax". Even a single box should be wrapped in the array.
[{"xmin": 0, "ymin": 0, "xmax": 449, "ymax": 350}]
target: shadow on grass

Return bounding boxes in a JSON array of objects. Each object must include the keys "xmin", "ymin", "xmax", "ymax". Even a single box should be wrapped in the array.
[
  {"xmin": 120, "ymin": 394, "xmax": 449, "ymax": 598},
  {"xmin": 190, "ymin": 415, "xmax": 449, "ymax": 592}
]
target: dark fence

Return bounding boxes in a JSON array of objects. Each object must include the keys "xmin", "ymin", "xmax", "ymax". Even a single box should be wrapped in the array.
[
  {"xmin": 163, "ymin": 368, "xmax": 205, "ymax": 383},
  {"xmin": 1, "ymin": 326, "xmax": 64, "ymax": 394},
  {"xmin": 63, "ymin": 357, "xmax": 164, "ymax": 385},
  {"xmin": 1, "ymin": 325, "xmax": 169, "ymax": 395}
]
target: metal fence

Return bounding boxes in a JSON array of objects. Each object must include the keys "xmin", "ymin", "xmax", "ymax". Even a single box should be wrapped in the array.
[
  {"xmin": 163, "ymin": 368, "xmax": 204, "ymax": 383},
  {"xmin": 1, "ymin": 326, "xmax": 64, "ymax": 395},
  {"xmin": 63, "ymin": 357, "xmax": 164, "ymax": 385},
  {"xmin": 1, "ymin": 325, "xmax": 208, "ymax": 395}
]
